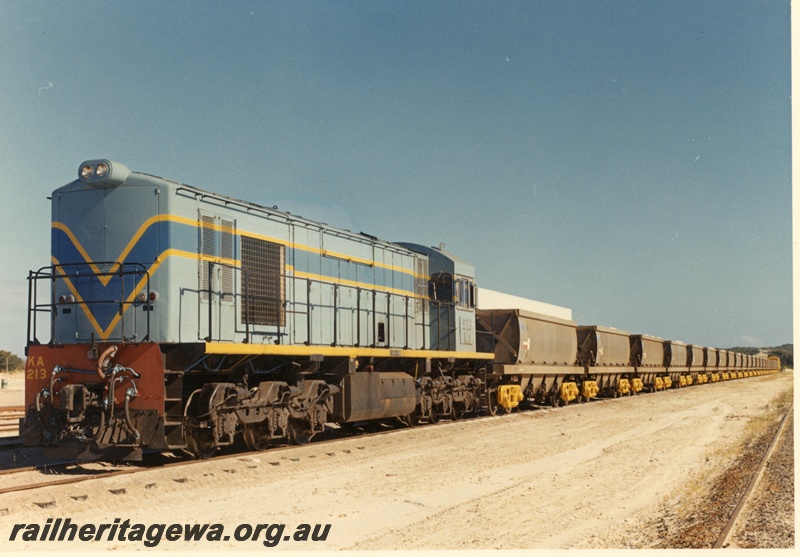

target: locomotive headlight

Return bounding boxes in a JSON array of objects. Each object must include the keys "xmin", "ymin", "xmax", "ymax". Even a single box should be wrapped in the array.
[
  {"xmin": 78, "ymin": 159, "xmax": 131, "ymax": 187},
  {"xmin": 136, "ymin": 291, "xmax": 159, "ymax": 303}
]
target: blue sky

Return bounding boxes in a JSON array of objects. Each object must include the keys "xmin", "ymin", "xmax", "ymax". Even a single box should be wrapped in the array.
[{"xmin": 0, "ymin": 0, "xmax": 792, "ymax": 355}]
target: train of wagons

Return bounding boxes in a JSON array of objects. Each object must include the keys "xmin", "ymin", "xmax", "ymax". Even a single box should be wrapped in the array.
[{"xmin": 20, "ymin": 160, "xmax": 780, "ymax": 460}]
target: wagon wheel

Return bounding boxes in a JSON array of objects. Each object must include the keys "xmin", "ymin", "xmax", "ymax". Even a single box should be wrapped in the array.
[{"xmin": 242, "ymin": 421, "xmax": 272, "ymax": 451}]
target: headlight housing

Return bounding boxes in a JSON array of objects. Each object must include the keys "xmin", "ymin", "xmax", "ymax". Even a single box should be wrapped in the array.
[{"xmin": 77, "ymin": 159, "xmax": 131, "ymax": 187}]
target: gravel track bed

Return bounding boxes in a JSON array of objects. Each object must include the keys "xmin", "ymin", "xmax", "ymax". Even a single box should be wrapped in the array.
[{"xmin": 728, "ymin": 415, "xmax": 794, "ymax": 548}]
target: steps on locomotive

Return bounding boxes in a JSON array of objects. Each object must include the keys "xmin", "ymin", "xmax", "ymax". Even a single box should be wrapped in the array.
[{"xmin": 163, "ymin": 370, "xmax": 185, "ymax": 447}]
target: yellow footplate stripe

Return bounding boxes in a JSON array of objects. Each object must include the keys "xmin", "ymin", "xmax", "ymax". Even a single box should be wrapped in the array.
[{"xmin": 205, "ymin": 342, "xmax": 496, "ymax": 360}]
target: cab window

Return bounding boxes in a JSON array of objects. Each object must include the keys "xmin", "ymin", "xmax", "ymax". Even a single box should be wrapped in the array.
[
  {"xmin": 430, "ymin": 272, "xmax": 453, "ymax": 303},
  {"xmin": 455, "ymin": 277, "xmax": 475, "ymax": 309}
]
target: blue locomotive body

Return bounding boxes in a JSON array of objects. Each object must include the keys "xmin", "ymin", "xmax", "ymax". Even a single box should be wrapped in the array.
[{"xmin": 45, "ymin": 160, "xmax": 441, "ymax": 351}]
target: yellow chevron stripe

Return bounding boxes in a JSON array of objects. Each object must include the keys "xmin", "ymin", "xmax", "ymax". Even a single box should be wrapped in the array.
[
  {"xmin": 54, "ymin": 214, "xmax": 427, "ymax": 283},
  {"xmin": 53, "ymin": 247, "xmax": 423, "ymax": 341}
]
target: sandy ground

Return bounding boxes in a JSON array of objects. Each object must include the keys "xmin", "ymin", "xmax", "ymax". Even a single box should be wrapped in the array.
[
  {"xmin": 0, "ymin": 371, "xmax": 793, "ymax": 551},
  {"xmin": 0, "ymin": 370, "xmax": 24, "ymax": 408}
]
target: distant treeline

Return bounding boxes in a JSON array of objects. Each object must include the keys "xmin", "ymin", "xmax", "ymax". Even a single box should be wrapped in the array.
[
  {"xmin": 728, "ymin": 344, "xmax": 793, "ymax": 368},
  {"xmin": 0, "ymin": 350, "xmax": 24, "ymax": 372}
]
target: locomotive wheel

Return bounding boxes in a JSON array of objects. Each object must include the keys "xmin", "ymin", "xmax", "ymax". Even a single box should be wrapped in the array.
[
  {"xmin": 486, "ymin": 383, "xmax": 499, "ymax": 416},
  {"xmin": 185, "ymin": 427, "xmax": 216, "ymax": 459},
  {"xmin": 242, "ymin": 421, "xmax": 272, "ymax": 451},
  {"xmin": 445, "ymin": 394, "xmax": 461, "ymax": 420},
  {"xmin": 428, "ymin": 404, "xmax": 440, "ymax": 424},
  {"xmin": 400, "ymin": 410, "xmax": 420, "ymax": 427},
  {"xmin": 287, "ymin": 419, "xmax": 310, "ymax": 445}
]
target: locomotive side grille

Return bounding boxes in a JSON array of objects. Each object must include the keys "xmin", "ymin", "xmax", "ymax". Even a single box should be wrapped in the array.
[
  {"xmin": 220, "ymin": 218, "xmax": 235, "ymax": 301},
  {"xmin": 200, "ymin": 215, "xmax": 215, "ymax": 300},
  {"xmin": 242, "ymin": 235, "xmax": 285, "ymax": 327},
  {"xmin": 199, "ymin": 215, "xmax": 235, "ymax": 302},
  {"xmin": 415, "ymin": 256, "xmax": 428, "ymax": 313}
]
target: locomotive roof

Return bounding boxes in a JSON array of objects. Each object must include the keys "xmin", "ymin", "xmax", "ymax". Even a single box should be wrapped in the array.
[{"xmin": 61, "ymin": 160, "xmax": 417, "ymax": 254}]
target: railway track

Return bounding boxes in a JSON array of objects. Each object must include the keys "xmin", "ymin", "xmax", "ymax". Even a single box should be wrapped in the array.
[
  {"xmin": 712, "ymin": 407, "xmax": 794, "ymax": 548},
  {"xmin": 0, "ymin": 406, "xmax": 24, "ymax": 435},
  {"xmin": 0, "ymin": 395, "xmax": 613, "ymax": 495},
  {"xmin": 0, "ymin": 419, "xmax": 431, "ymax": 496},
  {"xmin": 0, "ymin": 382, "xmax": 698, "ymax": 483},
  {"xmin": 0, "ymin": 378, "xmax": 786, "ymax": 503}
]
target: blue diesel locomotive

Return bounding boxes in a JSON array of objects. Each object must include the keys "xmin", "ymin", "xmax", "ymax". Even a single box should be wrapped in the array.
[
  {"xmin": 23, "ymin": 160, "xmax": 492, "ymax": 459},
  {"xmin": 21, "ymin": 160, "xmax": 778, "ymax": 460}
]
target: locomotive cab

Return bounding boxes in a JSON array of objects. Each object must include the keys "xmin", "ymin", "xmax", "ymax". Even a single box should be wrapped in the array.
[{"xmin": 397, "ymin": 243, "xmax": 477, "ymax": 352}]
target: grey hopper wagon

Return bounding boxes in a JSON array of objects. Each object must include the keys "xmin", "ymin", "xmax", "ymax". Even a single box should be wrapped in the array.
[
  {"xmin": 476, "ymin": 308, "xmax": 585, "ymax": 408},
  {"xmin": 576, "ymin": 325, "xmax": 639, "ymax": 396}
]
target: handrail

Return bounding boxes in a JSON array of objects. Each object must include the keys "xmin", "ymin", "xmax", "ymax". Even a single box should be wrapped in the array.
[
  {"xmin": 205, "ymin": 260, "xmax": 431, "ymax": 350},
  {"xmin": 26, "ymin": 262, "xmax": 151, "ymax": 347}
]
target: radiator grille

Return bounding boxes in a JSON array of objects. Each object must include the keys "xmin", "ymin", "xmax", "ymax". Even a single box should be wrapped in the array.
[{"xmin": 241, "ymin": 236, "xmax": 285, "ymax": 326}]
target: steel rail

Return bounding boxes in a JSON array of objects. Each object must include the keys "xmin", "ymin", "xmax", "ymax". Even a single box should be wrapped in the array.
[
  {"xmin": 0, "ymin": 420, "xmax": 442, "ymax": 495},
  {"xmin": 712, "ymin": 406, "xmax": 793, "ymax": 548}
]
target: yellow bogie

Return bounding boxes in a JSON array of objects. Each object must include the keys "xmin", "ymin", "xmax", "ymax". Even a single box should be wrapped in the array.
[
  {"xmin": 497, "ymin": 384, "xmax": 524, "ymax": 411},
  {"xmin": 679, "ymin": 375, "xmax": 687, "ymax": 387},
  {"xmin": 662, "ymin": 376, "xmax": 672, "ymax": 389},
  {"xmin": 631, "ymin": 377, "xmax": 644, "ymax": 393},
  {"xmin": 617, "ymin": 378, "xmax": 631, "ymax": 396},
  {"xmin": 559, "ymin": 382, "xmax": 579, "ymax": 404},
  {"xmin": 581, "ymin": 380, "xmax": 599, "ymax": 400},
  {"xmin": 654, "ymin": 376, "xmax": 664, "ymax": 391}
]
